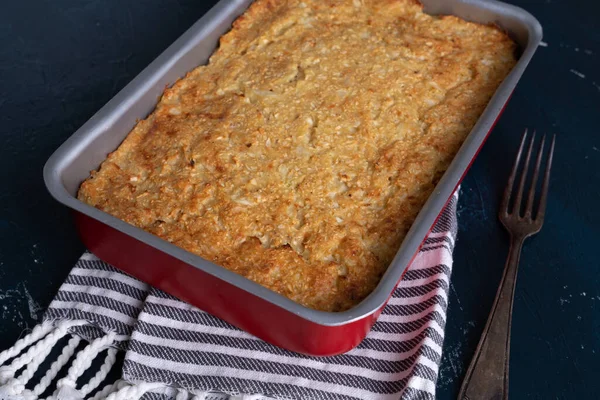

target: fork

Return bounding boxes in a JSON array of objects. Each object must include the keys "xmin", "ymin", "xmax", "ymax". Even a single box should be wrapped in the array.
[{"xmin": 458, "ymin": 130, "xmax": 555, "ymax": 400}]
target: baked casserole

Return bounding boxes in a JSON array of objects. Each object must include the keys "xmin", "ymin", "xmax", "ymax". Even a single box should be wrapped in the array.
[{"xmin": 78, "ymin": 0, "xmax": 517, "ymax": 311}]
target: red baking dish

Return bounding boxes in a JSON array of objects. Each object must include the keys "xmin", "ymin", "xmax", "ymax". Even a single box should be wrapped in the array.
[{"xmin": 44, "ymin": 0, "xmax": 542, "ymax": 356}]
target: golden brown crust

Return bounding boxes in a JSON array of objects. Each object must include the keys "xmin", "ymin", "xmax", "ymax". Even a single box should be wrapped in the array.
[{"xmin": 78, "ymin": 0, "xmax": 516, "ymax": 311}]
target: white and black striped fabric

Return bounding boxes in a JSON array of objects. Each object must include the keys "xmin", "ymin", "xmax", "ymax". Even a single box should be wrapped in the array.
[
  {"xmin": 44, "ymin": 192, "xmax": 458, "ymax": 400},
  {"xmin": 44, "ymin": 253, "xmax": 150, "ymax": 351}
]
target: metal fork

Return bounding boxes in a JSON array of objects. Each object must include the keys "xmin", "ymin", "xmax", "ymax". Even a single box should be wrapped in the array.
[{"xmin": 458, "ymin": 130, "xmax": 555, "ymax": 400}]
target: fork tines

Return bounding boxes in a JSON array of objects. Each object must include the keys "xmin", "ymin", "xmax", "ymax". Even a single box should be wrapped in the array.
[{"xmin": 500, "ymin": 129, "xmax": 555, "ymax": 223}]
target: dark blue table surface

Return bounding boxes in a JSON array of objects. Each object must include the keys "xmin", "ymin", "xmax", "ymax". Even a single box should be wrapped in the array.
[{"xmin": 1, "ymin": 1, "xmax": 598, "ymax": 398}]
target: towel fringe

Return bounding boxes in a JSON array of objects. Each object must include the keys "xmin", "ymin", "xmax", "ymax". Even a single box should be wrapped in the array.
[
  {"xmin": 54, "ymin": 331, "xmax": 118, "ymax": 399},
  {"xmin": 1, "ymin": 322, "xmax": 267, "ymax": 399},
  {"xmin": 33, "ymin": 337, "xmax": 82, "ymax": 397},
  {"xmin": 88, "ymin": 380, "xmax": 129, "ymax": 400},
  {"xmin": 0, "ymin": 321, "xmax": 119, "ymax": 400},
  {"xmin": 0, "ymin": 321, "xmax": 211, "ymax": 400},
  {"xmin": 101, "ymin": 382, "xmax": 240, "ymax": 400},
  {"xmin": 103, "ymin": 382, "xmax": 164, "ymax": 400}
]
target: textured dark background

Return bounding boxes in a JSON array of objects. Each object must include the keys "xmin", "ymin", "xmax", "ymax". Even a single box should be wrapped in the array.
[{"xmin": 0, "ymin": 0, "xmax": 598, "ymax": 399}]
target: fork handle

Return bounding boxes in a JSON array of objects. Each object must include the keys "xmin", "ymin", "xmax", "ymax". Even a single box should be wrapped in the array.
[{"xmin": 457, "ymin": 235, "xmax": 525, "ymax": 400}]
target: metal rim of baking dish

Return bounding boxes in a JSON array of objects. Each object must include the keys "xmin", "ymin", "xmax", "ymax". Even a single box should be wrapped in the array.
[{"xmin": 44, "ymin": 0, "xmax": 542, "ymax": 327}]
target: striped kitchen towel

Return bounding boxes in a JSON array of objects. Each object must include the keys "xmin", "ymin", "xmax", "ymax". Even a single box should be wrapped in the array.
[{"xmin": 0, "ymin": 192, "xmax": 458, "ymax": 400}]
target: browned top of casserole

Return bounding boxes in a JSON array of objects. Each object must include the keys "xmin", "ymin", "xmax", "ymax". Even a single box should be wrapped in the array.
[{"xmin": 78, "ymin": 0, "xmax": 516, "ymax": 311}]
